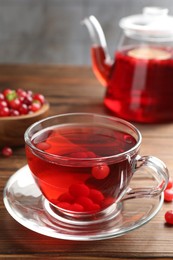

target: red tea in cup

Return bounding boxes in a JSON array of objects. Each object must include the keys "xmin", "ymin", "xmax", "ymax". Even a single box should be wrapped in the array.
[
  {"xmin": 26, "ymin": 124, "xmax": 136, "ymax": 213},
  {"xmin": 25, "ymin": 113, "xmax": 168, "ymax": 222}
]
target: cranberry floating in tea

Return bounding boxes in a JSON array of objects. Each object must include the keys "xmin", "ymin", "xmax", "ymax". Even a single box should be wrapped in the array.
[{"xmin": 83, "ymin": 7, "xmax": 173, "ymax": 123}]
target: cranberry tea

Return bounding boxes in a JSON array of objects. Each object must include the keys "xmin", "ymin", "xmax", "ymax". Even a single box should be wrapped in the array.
[
  {"xmin": 92, "ymin": 45, "xmax": 173, "ymax": 123},
  {"xmin": 26, "ymin": 123, "xmax": 137, "ymax": 214}
]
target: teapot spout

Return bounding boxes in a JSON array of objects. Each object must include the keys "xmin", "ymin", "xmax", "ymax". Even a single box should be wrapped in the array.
[{"xmin": 82, "ymin": 16, "xmax": 113, "ymax": 86}]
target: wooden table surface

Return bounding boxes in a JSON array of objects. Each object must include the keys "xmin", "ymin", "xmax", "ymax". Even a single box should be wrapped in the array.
[{"xmin": 0, "ymin": 65, "xmax": 173, "ymax": 260}]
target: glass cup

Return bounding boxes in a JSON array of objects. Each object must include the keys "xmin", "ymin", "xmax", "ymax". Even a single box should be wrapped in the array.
[{"xmin": 24, "ymin": 113, "xmax": 169, "ymax": 224}]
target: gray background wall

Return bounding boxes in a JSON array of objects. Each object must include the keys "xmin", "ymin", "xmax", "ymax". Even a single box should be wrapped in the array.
[{"xmin": 0, "ymin": 0, "xmax": 173, "ymax": 65}]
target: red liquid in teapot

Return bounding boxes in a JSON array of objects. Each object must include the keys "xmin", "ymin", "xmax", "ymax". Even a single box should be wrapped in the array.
[
  {"xmin": 26, "ymin": 125, "xmax": 137, "ymax": 213},
  {"xmin": 92, "ymin": 46, "xmax": 173, "ymax": 123}
]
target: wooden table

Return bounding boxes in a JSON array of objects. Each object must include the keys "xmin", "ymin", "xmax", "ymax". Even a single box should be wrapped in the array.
[{"xmin": 0, "ymin": 65, "xmax": 173, "ymax": 260}]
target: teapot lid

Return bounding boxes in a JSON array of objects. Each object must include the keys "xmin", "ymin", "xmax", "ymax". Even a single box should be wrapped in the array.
[{"xmin": 119, "ymin": 7, "xmax": 173, "ymax": 41}]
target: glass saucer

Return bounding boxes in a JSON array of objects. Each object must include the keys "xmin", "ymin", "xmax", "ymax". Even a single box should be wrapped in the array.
[{"xmin": 3, "ymin": 165, "xmax": 163, "ymax": 241}]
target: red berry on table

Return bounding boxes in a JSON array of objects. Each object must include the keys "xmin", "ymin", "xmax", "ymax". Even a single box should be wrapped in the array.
[
  {"xmin": 164, "ymin": 189, "xmax": 173, "ymax": 202},
  {"xmin": 92, "ymin": 164, "xmax": 110, "ymax": 179},
  {"xmin": 166, "ymin": 178, "xmax": 173, "ymax": 190},
  {"xmin": 2, "ymin": 146, "xmax": 13, "ymax": 157},
  {"xmin": 165, "ymin": 210, "xmax": 173, "ymax": 225}
]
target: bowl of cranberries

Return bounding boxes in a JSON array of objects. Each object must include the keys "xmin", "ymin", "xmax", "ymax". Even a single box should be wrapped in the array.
[{"xmin": 0, "ymin": 88, "xmax": 49, "ymax": 146}]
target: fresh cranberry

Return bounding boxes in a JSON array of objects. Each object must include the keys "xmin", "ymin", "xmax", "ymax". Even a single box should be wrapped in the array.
[
  {"xmin": 0, "ymin": 100, "xmax": 8, "ymax": 108},
  {"xmin": 6, "ymin": 91, "xmax": 18, "ymax": 102},
  {"xmin": 17, "ymin": 88, "xmax": 27, "ymax": 98},
  {"xmin": 0, "ymin": 107, "xmax": 10, "ymax": 116},
  {"xmin": 166, "ymin": 178, "xmax": 173, "ymax": 190},
  {"xmin": 0, "ymin": 93, "xmax": 5, "ymax": 100},
  {"xmin": 164, "ymin": 189, "xmax": 173, "ymax": 202},
  {"xmin": 23, "ymin": 95, "xmax": 33, "ymax": 106},
  {"xmin": 19, "ymin": 103, "xmax": 29, "ymax": 114},
  {"xmin": 10, "ymin": 109, "xmax": 20, "ymax": 116},
  {"xmin": 2, "ymin": 146, "xmax": 13, "ymax": 157},
  {"xmin": 9, "ymin": 98, "xmax": 21, "ymax": 110},
  {"xmin": 3, "ymin": 88, "xmax": 12, "ymax": 97},
  {"xmin": 33, "ymin": 93, "xmax": 45, "ymax": 105},
  {"xmin": 26, "ymin": 90, "xmax": 33, "ymax": 96},
  {"xmin": 165, "ymin": 210, "xmax": 173, "ymax": 225},
  {"xmin": 0, "ymin": 88, "xmax": 46, "ymax": 117},
  {"xmin": 30, "ymin": 101, "xmax": 41, "ymax": 112}
]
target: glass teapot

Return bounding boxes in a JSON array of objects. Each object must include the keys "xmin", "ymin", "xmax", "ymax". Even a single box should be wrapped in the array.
[{"xmin": 83, "ymin": 7, "xmax": 173, "ymax": 123}]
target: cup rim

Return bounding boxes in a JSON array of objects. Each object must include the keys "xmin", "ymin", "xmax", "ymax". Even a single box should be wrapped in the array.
[{"xmin": 24, "ymin": 113, "xmax": 142, "ymax": 165}]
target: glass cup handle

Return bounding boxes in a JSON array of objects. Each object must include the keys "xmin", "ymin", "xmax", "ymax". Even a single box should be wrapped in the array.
[{"xmin": 122, "ymin": 155, "xmax": 169, "ymax": 201}]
